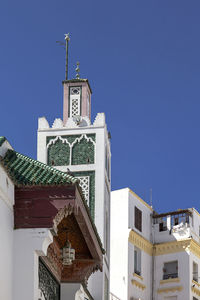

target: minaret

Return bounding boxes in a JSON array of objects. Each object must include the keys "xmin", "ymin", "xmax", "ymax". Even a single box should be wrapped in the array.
[
  {"xmin": 62, "ymin": 63, "xmax": 92, "ymax": 125},
  {"xmin": 37, "ymin": 34, "xmax": 111, "ymax": 300}
]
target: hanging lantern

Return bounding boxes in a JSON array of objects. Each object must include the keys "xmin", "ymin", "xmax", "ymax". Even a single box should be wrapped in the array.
[{"xmin": 62, "ymin": 240, "xmax": 75, "ymax": 265}]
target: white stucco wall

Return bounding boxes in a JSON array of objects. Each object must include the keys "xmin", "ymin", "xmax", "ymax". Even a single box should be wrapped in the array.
[
  {"xmin": 12, "ymin": 228, "xmax": 49, "ymax": 300},
  {"xmin": 128, "ymin": 189, "xmax": 153, "ymax": 241},
  {"xmin": 154, "ymin": 251, "xmax": 190, "ymax": 300},
  {"xmin": 110, "ymin": 188, "xmax": 129, "ymax": 300},
  {"xmin": 0, "ymin": 165, "xmax": 14, "ymax": 300}
]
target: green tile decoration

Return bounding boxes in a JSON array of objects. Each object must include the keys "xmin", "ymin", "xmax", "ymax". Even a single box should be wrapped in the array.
[
  {"xmin": 48, "ymin": 139, "xmax": 70, "ymax": 166},
  {"xmin": 73, "ymin": 171, "xmax": 95, "ymax": 219},
  {"xmin": 47, "ymin": 134, "xmax": 95, "ymax": 166},
  {"xmin": 72, "ymin": 137, "xmax": 94, "ymax": 165}
]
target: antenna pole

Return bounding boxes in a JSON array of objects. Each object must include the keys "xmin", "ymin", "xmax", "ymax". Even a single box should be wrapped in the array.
[
  {"xmin": 64, "ymin": 33, "xmax": 70, "ymax": 80},
  {"xmin": 150, "ymin": 188, "xmax": 153, "ymax": 208}
]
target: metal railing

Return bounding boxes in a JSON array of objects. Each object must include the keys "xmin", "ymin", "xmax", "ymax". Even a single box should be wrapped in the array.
[{"xmin": 163, "ymin": 273, "xmax": 178, "ymax": 280}]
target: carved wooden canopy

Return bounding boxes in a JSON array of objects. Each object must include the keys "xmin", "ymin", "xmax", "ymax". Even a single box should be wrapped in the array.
[{"xmin": 14, "ymin": 185, "xmax": 103, "ymax": 283}]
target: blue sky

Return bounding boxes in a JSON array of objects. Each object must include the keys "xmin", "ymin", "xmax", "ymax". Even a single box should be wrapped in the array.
[{"xmin": 1, "ymin": 0, "xmax": 200, "ymax": 213}]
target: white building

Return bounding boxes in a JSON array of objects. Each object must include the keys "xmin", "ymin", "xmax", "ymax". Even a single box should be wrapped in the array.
[{"xmin": 110, "ymin": 187, "xmax": 200, "ymax": 300}]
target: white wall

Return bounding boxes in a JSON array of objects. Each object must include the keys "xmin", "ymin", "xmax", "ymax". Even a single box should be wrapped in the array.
[
  {"xmin": 154, "ymin": 251, "xmax": 190, "ymax": 300},
  {"xmin": 128, "ymin": 189, "xmax": 153, "ymax": 300},
  {"xmin": 12, "ymin": 228, "xmax": 49, "ymax": 300},
  {"xmin": 128, "ymin": 189, "xmax": 152, "ymax": 241},
  {"xmin": 0, "ymin": 165, "xmax": 14, "ymax": 300},
  {"xmin": 110, "ymin": 188, "xmax": 129, "ymax": 300}
]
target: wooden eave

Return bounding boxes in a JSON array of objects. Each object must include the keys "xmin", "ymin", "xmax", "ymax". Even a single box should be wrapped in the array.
[{"xmin": 14, "ymin": 184, "xmax": 103, "ymax": 283}]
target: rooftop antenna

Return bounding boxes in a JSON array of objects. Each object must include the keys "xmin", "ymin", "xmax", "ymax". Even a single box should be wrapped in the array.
[
  {"xmin": 150, "ymin": 188, "xmax": 153, "ymax": 208},
  {"xmin": 56, "ymin": 33, "xmax": 70, "ymax": 80},
  {"xmin": 75, "ymin": 62, "xmax": 80, "ymax": 79}
]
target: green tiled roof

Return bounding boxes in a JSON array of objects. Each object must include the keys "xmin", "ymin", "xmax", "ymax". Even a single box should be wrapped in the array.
[
  {"xmin": 0, "ymin": 136, "xmax": 6, "ymax": 147},
  {"xmin": 1, "ymin": 149, "xmax": 78, "ymax": 186},
  {"xmin": 0, "ymin": 148, "xmax": 104, "ymax": 253}
]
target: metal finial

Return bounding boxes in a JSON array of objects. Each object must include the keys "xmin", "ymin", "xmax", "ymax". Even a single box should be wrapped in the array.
[
  {"xmin": 75, "ymin": 62, "xmax": 80, "ymax": 79},
  {"xmin": 64, "ymin": 33, "xmax": 70, "ymax": 42},
  {"xmin": 64, "ymin": 33, "xmax": 70, "ymax": 80}
]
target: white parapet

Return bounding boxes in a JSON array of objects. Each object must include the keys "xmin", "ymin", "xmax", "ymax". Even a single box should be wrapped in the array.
[{"xmin": 38, "ymin": 117, "xmax": 50, "ymax": 129}]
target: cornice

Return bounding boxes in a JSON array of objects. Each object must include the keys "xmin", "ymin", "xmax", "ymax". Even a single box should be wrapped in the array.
[
  {"xmin": 131, "ymin": 279, "xmax": 146, "ymax": 290},
  {"xmin": 190, "ymin": 239, "xmax": 200, "ymax": 259},
  {"xmin": 157, "ymin": 286, "xmax": 183, "ymax": 294},
  {"xmin": 192, "ymin": 285, "xmax": 200, "ymax": 297},
  {"xmin": 192, "ymin": 280, "xmax": 200, "ymax": 288},
  {"xmin": 154, "ymin": 239, "xmax": 191, "ymax": 256},
  {"xmin": 133, "ymin": 272, "xmax": 143, "ymax": 281},
  {"xmin": 160, "ymin": 278, "xmax": 180, "ymax": 284},
  {"xmin": 129, "ymin": 230, "xmax": 200, "ymax": 258},
  {"xmin": 129, "ymin": 230, "xmax": 153, "ymax": 255},
  {"xmin": 129, "ymin": 188, "xmax": 153, "ymax": 211}
]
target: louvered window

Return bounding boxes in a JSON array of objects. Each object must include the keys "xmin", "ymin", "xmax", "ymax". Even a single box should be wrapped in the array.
[{"xmin": 134, "ymin": 206, "xmax": 142, "ymax": 232}]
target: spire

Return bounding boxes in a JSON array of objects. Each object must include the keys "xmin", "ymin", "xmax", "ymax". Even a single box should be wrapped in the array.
[
  {"xmin": 64, "ymin": 33, "xmax": 70, "ymax": 80},
  {"xmin": 75, "ymin": 62, "xmax": 80, "ymax": 79}
]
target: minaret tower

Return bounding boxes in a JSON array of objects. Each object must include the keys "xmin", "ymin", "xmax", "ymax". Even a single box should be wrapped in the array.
[{"xmin": 37, "ymin": 34, "xmax": 111, "ymax": 300}]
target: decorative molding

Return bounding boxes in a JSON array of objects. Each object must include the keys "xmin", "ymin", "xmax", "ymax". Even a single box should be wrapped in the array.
[
  {"xmin": 192, "ymin": 279, "xmax": 200, "ymax": 288},
  {"xmin": 133, "ymin": 272, "xmax": 143, "ymax": 281},
  {"xmin": 38, "ymin": 117, "xmax": 50, "ymax": 129},
  {"xmin": 47, "ymin": 135, "xmax": 71, "ymax": 149},
  {"xmin": 131, "ymin": 279, "xmax": 146, "ymax": 290},
  {"xmin": 129, "ymin": 188, "xmax": 153, "ymax": 211},
  {"xmin": 190, "ymin": 239, "xmax": 200, "ymax": 259},
  {"xmin": 47, "ymin": 134, "xmax": 96, "ymax": 167},
  {"xmin": 192, "ymin": 285, "xmax": 200, "ymax": 297},
  {"xmin": 129, "ymin": 230, "xmax": 153, "ymax": 256},
  {"xmin": 160, "ymin": 277, "xmax": 180, "ymax": 284},
  {"xmin": 65, "ymin": 117, "xmax": 79, "ymax": 128},
  {"xmin": 52, "ymin": 118, "xmax": 63, "ymax": 129},
  {"xmin": 93, "ymin": 113, "xmax": 105, "ymax": 127},
  {"xmin": 129, "ymin": 230, "xmax": 200, "ymax": 258},
  {"xmin": 154, "ymin": 239, "xmax": 191, "ymax": 256},
  {"xmin": 157, "ymin": 286, "xmax": 183, "ymax": 294},
  {"xmin": 73, "ymin": 171, "xmax": 95, "ymax": 220},
  {"xmin": 53, "ymin": 205, "xmax": 74, "ymax": 233},
  {"xmin": 76, "ymin": 176, "xmax": 90, "ymax": 205}
]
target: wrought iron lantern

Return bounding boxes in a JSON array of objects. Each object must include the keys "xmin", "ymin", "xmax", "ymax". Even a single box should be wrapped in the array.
[{"xmin": 62, "ymin": 240, "xmax": 75, "ymax": 265}]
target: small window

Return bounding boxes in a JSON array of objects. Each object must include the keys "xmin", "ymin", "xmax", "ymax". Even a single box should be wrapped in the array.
[
  {"xmin": 134, "ymin": 206, "xmax": 142, "ymax": 232},
  {"xmin": 134, "ymin": 247, "xmax": 141, "ymax": 276},
  {"xmin": 193, "ymin": 261, "xmax": 198, "ymax": 282},
  {"xmin": 163, "ymin": 261, "xmax": 178, "ymax": 280}
]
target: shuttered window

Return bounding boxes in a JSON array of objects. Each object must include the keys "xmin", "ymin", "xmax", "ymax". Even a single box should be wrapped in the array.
[{"xmin": 134, "ymin": 206, "xmax": 142, "ymax": 232}]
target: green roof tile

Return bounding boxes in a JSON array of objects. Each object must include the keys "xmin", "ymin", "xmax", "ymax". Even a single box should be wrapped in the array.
[
  {"xmin": 0, "ymin": 148, "xmax": 104, "ymax": 253},
  {"xmin": 1, "ymin": 149, "xmax": 78, "ymax": 186}
]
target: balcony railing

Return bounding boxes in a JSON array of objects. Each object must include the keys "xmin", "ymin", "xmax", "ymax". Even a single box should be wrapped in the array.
[
  {"xmin": 134, "ymin": 269, "xmax": 141, "ymax": 276},
  {"xmin": 163, "ymin": 273, "xmax": 178, "ymax": 280}
]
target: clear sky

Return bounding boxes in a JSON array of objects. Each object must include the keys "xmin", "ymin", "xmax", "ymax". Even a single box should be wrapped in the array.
[{"xmin": 1, "ymin": 0, "xmax": 200, "ymax": 213}]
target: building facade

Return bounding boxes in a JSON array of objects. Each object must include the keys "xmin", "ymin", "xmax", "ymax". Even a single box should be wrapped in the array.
[
  {"xmin": 0, "ymin": 137, "xmax": 104, "ymax": 300},
  {"xmin": 110, "ymin": 187, "xmax": 200, "ymax": 300}
]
